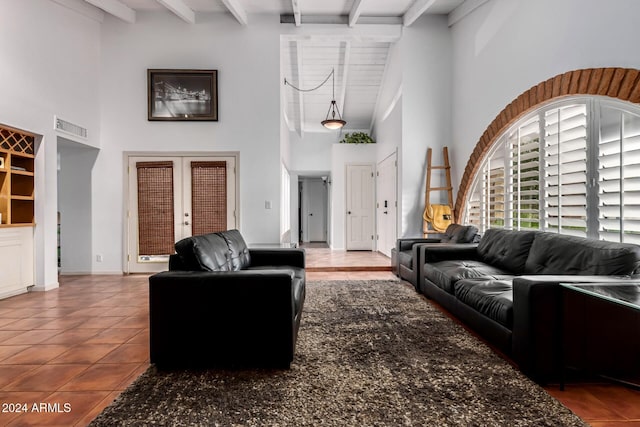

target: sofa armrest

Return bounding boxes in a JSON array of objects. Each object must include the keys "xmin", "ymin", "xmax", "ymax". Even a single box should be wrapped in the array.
[
  {"xmin": 168, "ymin": 254, "xmax": 187, "ymax": 270},
  {"xmin": 149, "ymin": 270, "xmax": 300, "ymax": 367},
  {"xmin": 418, "ymin": 243, "xmax": 480, "ymax": 263},
  {"xmin": 512, "ymin": 274, "xmax": 634, "ymax": 382},
  {"xmin": 249, "ymin": 248, "xmax": 306, "ymax": 268},
  {"xmin": 396, "ymin": 237, "xmax": 442, "ymax": 252}
]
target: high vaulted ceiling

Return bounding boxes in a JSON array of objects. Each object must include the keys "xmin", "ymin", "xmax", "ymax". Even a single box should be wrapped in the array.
[{"xmin": 55, "ymin": 0, "xmax": 484, "ymax": 135}]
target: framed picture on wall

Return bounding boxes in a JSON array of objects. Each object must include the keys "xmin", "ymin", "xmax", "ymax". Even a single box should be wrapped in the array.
[{"xmin": 147, "ymin": 69, "xmax": 218, "ymax": 121}]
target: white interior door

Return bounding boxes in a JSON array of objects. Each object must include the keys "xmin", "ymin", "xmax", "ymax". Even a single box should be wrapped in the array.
[
  {"xmin": 346, "ymin": 164, "xmax": 374, "ymax": 251},
  {"xmin": 126, "ymin": 155, "xmax": 237, "ymax": 273},
  {"xmin": 376, "ymin": 153, "xmax": 397, "ymax": 257}
]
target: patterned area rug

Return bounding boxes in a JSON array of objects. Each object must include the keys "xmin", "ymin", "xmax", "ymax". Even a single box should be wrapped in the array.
[{"xmin": 90, "ymin": 280, "xmax": 586, "ymax": 426}]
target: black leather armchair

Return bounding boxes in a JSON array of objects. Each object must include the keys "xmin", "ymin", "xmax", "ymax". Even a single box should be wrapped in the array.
[{"xmin": 149, "ymin": 230, "xmax": 305, "ymax": 369}]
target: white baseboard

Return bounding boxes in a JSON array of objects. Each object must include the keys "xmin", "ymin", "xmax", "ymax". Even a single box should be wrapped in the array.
[{"xmin": 59, "ymin": 271, "xmax": 124, "ymax": 276}]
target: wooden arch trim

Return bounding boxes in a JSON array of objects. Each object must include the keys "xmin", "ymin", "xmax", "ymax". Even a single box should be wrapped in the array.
[{"xmin": 454, "ymin": 67, "xmax": 640, "ymax": 223}]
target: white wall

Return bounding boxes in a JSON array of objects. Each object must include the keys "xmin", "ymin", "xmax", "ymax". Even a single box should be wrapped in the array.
[
  {"xmin": 373, "ymin": 101, "xmax": 402, "ymax": 245},
  {"xmin": 373, "ymin": 40, "xmax": 403, "ymax": 164},
  {"xmin": 399, "ymin": 15, "xmax": 452, "ymax": 237},
  {"xmin": 0, "ymin": 0, "xmax": 102, "ymax": 288},
  {"xmin": 94, "ymin": 12, "xmax": 283, "ymax": 272},
  {"xmin": 372, "ymin": 40, "xmax": 403, "ymax": 245},
  {"xmin": 450, "ymin": 0, "xmax": 640, "ymax": 199},
  {"xmin": 289, "ymin": 131, "xmax": 337, "ymax": 172}
]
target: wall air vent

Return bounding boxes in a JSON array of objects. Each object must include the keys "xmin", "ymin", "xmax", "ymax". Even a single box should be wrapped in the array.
[{"xmin": 54, "ymin": 116, "xmax": 88, "ymax": 139}]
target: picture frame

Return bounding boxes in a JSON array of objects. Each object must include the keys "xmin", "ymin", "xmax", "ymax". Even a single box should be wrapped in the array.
[{"xmin": 147, "ymin": 69, "xmax": 218, "ymax": 121}]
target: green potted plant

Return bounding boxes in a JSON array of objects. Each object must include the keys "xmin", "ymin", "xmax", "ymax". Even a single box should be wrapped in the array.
[{"xmin": 339, "ymin": 132, "xmax": 375, "ymax": 144}]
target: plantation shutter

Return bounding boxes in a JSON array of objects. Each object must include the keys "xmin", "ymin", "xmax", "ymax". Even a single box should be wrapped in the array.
[
  {"xmin": 191, "ymin": 161, "xmax": 227, "ymax": 235},
  {"xmin": 598, "ymin": 106, "xmax": 640, "ymax": 244},
  {"xmin": 487, "ymin": 146, "xmax": 506, "ymax": 228},
  {"xmin": 509, "ymin": 117, "xmax": 540, "ymax": 230},
  {"xmin": 543, "ymin": 104, "xmax": 588, "ymax": 237},
  {"xmin": 465, "ymin": 175, "xmax": 483, "ymax": 229},
  {"xmin": 136, "ymin": 161, "xmax": 175, "ymax": 256}
]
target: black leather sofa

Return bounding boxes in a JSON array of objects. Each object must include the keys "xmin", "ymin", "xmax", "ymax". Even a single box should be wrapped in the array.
[
  {"xmin": 417, "ymin": 228, "xmax": 640, "ymax": 383},
  {"xmin": 148, "ymin": 229, "xmax": 305, "ymax": 369},
  {"xmin": 392, "ymin": 224, "xmax": 479, "ymax": 289}
]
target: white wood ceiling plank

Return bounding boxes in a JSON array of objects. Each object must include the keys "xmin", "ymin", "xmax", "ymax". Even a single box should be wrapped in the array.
[
  {"xmin": 295, "ymin": 40, "xmax": 305, "ymax": 136},
  {"xmin": 337, "ymin": 41, "xmax": 350, "ymax": 123}
]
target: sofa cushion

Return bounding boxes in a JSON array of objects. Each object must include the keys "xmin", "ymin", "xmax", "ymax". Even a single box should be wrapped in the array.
[
  {"xmin": 524, "ymin": 232, "xmax": 640, "ymax": 275},
  {"xmin": 175, "ymin": 233, "xmax": 231, "ymax": 272},
  {"xmin": 398, "ymin": 250, "xmax": 413, "ymax": 269},
  {"xmin": 477, "ymin": 229, "xmax": 537, "ymax": 274},
  {"xmin": 219, "ymin": 229, "xmax": 252, "ymax": 271},
  {"xmin": 454, "ymin": 278, "xmax": 514, "ymax": 328},
  {"xmin": 440, "ymin": 224, "xmax": 479, "ymax": 243},
  {"xmin": 423, "ymin": 260, "xmax": 512, "ymax": 294}
]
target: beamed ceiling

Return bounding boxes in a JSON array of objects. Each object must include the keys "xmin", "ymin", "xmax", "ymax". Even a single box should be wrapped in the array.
[{"xmin": 52, "ymin": 0, "xmax": 487, "ymax": 135}]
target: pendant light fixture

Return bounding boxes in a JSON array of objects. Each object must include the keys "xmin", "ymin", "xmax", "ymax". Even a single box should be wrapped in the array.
[{"xmin": 284, "ymin": 68, "xmax": 346, "ymax": 130}]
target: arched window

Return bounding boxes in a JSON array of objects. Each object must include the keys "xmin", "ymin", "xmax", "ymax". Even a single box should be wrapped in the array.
[{"xmin": 462, "ymin": 96, "xmax": 640, "ymax": 244}]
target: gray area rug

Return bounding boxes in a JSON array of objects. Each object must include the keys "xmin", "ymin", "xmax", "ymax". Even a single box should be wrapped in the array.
[{"xmin": 90, "ymin": 280, "xmax": 586, "ymax": 426}]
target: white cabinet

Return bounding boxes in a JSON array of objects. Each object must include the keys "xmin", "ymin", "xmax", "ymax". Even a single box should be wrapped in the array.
[{"xmin": 0, "ymin": 227, "xmax": 34, "ymax": 299}]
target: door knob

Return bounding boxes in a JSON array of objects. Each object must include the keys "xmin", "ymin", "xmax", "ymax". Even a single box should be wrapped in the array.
[
  {"xmin": 184, "ymin": 221, "xmax": 190, "ymax": 225},
  {"xmin": 348, "ymin": 211, "xmax": 351, "ymax": 214},
  {"xmin": 384, "ymin": 211, "xmax": 388, "ymax": 214}
]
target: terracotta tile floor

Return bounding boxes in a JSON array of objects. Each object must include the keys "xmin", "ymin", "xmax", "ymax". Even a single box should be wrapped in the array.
[{"xmin": 0, "ymin": 248, "xmax": 637, "ymax": 425}]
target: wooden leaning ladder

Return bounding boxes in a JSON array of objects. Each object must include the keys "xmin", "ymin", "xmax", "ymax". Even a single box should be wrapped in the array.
[{"xmin": 423, "ymin": 147, "xmax": 454, "ymax": 237}]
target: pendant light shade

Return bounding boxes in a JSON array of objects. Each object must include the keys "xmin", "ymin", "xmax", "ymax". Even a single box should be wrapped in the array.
[
  {"xmin": 322, "ymin": 100, "xmax": 346, "ymax": 130},
  {"xmin": 284, "ymin": 68, "xmax": 347, "ymax": 130}
]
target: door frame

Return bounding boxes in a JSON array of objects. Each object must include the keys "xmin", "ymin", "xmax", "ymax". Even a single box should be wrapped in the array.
[
  {"xmin": 376, "ymin": 151, "xmax": 398, "ymax": 257},
  {"xmin": 300, "ymin": 177, "xmax": 328, "ymax": 243},
  {"xmin": 122, "ymin": 151, "xmax": 240, "ymax": 274}
]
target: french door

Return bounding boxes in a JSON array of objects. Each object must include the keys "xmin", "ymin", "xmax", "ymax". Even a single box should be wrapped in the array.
[{"xmin": 126, "ymin": 155, "xmax": 237, "ymax": 273}]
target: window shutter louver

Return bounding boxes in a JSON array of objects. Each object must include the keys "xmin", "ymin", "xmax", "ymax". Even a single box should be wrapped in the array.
[
  {"xmin": 465, "ymin": 174, "xmax": 484, "ymax": 229},
  {"xmin": 543, "ymin": 104, "xmax": 588, "ymax": 237},
  {"xmin": 487, "ymin": 146, "xmax": 506, "ymax": 228},
  {"xmin": 598, "ymin": 107, "xmax": 640, "ymax": 244},
  {"xmin": 509, "ymin": 117, "xmax": 540, "ymax": 230}
]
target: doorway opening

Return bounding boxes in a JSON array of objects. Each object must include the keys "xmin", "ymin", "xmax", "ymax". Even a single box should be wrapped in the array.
[
  {"xmin": 57, "ymin": 138, "xmax": 99, "ymax": 275},
  {"xmin": 298, "ymin": 176, "xmax": 329, "ymax": 245}
]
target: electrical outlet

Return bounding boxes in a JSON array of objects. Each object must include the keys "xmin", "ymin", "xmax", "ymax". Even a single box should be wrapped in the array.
[{"xmin": 96, "ymin": 254, "xmax": 103, "ymax": 262}]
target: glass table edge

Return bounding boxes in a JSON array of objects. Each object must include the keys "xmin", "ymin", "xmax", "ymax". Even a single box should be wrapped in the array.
[{"xmin": 560, "ymin": 282, "xmax": 640, "ymax": 312}]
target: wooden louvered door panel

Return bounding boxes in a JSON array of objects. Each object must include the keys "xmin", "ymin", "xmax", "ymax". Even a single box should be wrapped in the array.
[
  {"xmin": 126, "ymin": 155, "xmax": 236, "ymax": 274},
  {"xmin": 181, "ymin": 157, "xmax": 236, "ymax": 238}
]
